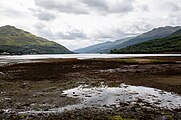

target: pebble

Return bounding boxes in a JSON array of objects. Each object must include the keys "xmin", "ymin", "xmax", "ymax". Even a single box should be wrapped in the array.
[{"xmin": 60, "ymin": 94, "xmax": 67, "ymax": 97}]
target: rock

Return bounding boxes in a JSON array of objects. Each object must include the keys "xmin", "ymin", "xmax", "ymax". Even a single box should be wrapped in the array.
[
  {"xmin": 174, "ymin": 109, "xmax": 181, "ymax": 112},
  {"xmin": 60, "ymin": 94, "xmax": 67, "ymax": 97},
  {"xmin": 85, "ymin": 95, "xmax": 92, "ymax": 97},
  {"xmin": 37, "ymin": 113, "xmax": 43, "ymax": 116},
  {"xmin": 73, "ymin": 94, "xmax": 79, "ymax": 97},
  {"xmin": 44, "ymin": 108, "xmax": 49, "ymax": 111},
  {"xmin": 23, "ymin": 103, "xmax": 31, "ymax": 107},
  {"xmin": 0, "ymin": 110, "xmax": 5, "ymax": 114}
]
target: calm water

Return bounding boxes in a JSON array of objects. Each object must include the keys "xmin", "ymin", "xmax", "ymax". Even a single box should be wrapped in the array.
[
  {"xmin": 0, "ymin": 54, "xmax": 181, "ymax": 60},
  {"xmin": 61, "ymin": 83, "xmax": 181, "ymax": 109},
  {"xmin": 19, "ymin": 83, "xmax": 181, "ymax": 114}
]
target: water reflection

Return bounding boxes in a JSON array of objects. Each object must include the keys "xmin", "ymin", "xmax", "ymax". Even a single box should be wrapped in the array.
[
  {"xmin": 1, "ymin": 54, "xmax": 181, "ymax": 60},
  {"xmin": 19, "ymin": 83, "xmax": 181, "ymax": 114},
  {"xmin": 62, "ymin": 83, "xmax": 181, "ymax": 109}
]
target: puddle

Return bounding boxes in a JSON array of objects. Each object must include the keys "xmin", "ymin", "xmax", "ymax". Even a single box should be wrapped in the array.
[
  {"xmin": 62, "ymin": 83, "xmax": 181, "ymax": 109},
  {"xmin": 19, "ymin": 83, "xmax": 181, "ymax": 114}
]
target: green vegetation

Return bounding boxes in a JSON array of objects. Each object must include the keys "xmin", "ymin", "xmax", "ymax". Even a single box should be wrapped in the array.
[
  {"xmin": 75, "ymin": 26, "xmax": 181, "ymax": 54},
  {"xmin": 108, "ymin": 115, "xmax": 134, "ymax": 120},
  {"xmin": 96, "ymin": 58, "xmax": 174, "ymax": 64},
  {"xmin": 108, "ymin": 115, "xmax": 125, "ymax": 120},
  {"xmin": 111, "ymin": 29, "xmax": 181, "ymax": 54},
  {"xmin": 161, "ymin": 111, "xmax": 173, "ymax": 120},
  {"xmin": 0, "ymin": 25, "xmax": 72, "ymax": 54}
]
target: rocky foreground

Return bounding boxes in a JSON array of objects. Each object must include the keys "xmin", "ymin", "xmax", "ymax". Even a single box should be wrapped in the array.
[{"xmin": 0, "ymin": 57, "xmax": 181, "ymax": 120}]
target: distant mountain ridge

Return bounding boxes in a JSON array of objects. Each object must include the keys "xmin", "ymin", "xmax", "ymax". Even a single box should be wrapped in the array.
[
  {"xmin": 0, "ymin": 25, "xmax": 72, "ymax": 54},
  {"xmin": 116, "ymin": 26, "xmax": 181, "ymax": 49},
  {"xmin": 75, "ymin": 26, "xmax": 181, "ymax": 53},
  {"xmin": 169, "ymin": 29, "xmax": 181, "ymax": 37},
  {"xmin": 111, "ymin": 28, "xmax": 181, "ymax": 54},
  {"xmin": 74, "ymin": 37, "xmax": 134, "ymax": 53}
]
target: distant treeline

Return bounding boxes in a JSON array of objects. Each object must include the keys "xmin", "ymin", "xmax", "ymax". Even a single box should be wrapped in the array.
[
  {"xmin": 0, "ymin": 45, "xmax": 72, "ymax": 55},
  {"xmin": 111, "ymin": 34, "xmax": 181, "ymax": 54}
]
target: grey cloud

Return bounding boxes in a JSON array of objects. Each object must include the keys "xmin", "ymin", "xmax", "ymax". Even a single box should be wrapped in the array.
[
  {"xmin": 34, "ymin": 23, "xmax": 55, "ymax": 39},
  {"xmin": 139, "ymin": 4, "xmax": 150, "ymax": 12},
  {"xmin": 35, "ymin": 11, "xmax": 55, "ymax": 21},
  {"xmin": 167, "ymin": 3, "xmax": 180, "ymax": 12},
  {"xmin": 81, "ymin": 0, "xmax": 108, "ymax": 11},
  {"xmin": 35, "ymin": 22, "xmax": 130, "ymax": 41},
  {"xmin": 1, "ymin": 8, "xmax": 25, "ymax": 18},
  {"xmin": 82, "ymin": 0, "xmax": 135, "ymax": 14},
  {"xmin": 31, "ymin": 9, "xmax": 56, "ymax": 21},
  {"xmin": 34, "ymin": 23, "xmax": 87, "ymax": 40},
  {"xmin": 95, "ymin": 28, "xmax": 138, "ymax": 41},
  {"xmin": 56, "ymin": 30, "xmax": 87, "ymax": 40},
  {"xmin": 166, "ymin": 2, "xmax": 181, "ymax": 25},
  {"xmin": 113, "ymin": 29, "xmax": 139, "ymax": 37},
  {"xmin": 34, "ymin": 0, "xmax": 135, "ymax": 15},
  {"xmin": 108, "ymin": 0, "xmax": 135, "ymax": 13},
  {"xmin": 35, "ymin": 0, "xmax": 89, "ymax": 14},
  {"xmin": 132, "ymin": 23, "xmax": 153, "ymax": 32},
  {"xmin": 94, "ymin": 31, "xmax": 114, "ymax": 39},
  {"xmin": 168, "ymin": 12, "xmax": 181, "ymax": 25}
]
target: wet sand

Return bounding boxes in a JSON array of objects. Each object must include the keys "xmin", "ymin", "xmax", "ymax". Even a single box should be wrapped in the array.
[{"xmin": 0, "ymin": 57, "xmax": 181, "ymax": 119}]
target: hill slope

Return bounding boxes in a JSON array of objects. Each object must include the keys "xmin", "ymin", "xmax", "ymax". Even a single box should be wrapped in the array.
[
  {"xmin": 74, "ymin": 37, "xmax": 133, "ymax": 53},
  {"xmin": 0, "ymin": 25, "xmax": 72, "ymax": 54},
  {"xmin": 110, "ymin": 26, "xmax": 181, "ymax": 51},
  {"xmin": 75, "ymin": 26, "xmax": 181, "ymax": 53},
  {"xmin": 111, "ymin": 29, "xmax": 181, "ymax": 54}
]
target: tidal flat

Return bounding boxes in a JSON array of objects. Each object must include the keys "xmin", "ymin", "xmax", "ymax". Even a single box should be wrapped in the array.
[{"xmin": 0, "ymin": 57, "xmax": 181, "ymax": 120}]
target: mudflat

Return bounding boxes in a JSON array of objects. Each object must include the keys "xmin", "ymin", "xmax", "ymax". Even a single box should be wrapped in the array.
[{"xmin": 0, "ymin": 57, "xmax": 181, "ymax": 120}]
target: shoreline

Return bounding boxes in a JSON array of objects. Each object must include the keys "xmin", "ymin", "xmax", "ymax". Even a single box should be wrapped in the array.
[{"xmin": 0, "ymin": 56, "xmax": 181, "ymax": 119}]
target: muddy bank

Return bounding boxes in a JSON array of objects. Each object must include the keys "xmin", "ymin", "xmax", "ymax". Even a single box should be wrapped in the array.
[
  {"xmin": 0, "ymin": 57, "xmax": 181, "ymax": 119},
  {"xmin": 3, "ymin": 105, "xmax": 181, "ymax": 120}
]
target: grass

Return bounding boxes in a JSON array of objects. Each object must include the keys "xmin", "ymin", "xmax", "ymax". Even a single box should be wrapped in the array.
[
  {"xmin": 0, "ymin": 25, "xmax": 72, "ymax": 54},
  {"xmin": 109, "ymin": 115, "xmax": 134, "ymax": 120},
  {"xmin": 94, "ymin": 58, "xmax": 175, "ymax": 64},
  {"xmin": 161, "ymin": 111, "xmax": 173, "ymax": 120},
  {"xmin": 112, "ymin": 58, "xmax": 137, "ymax": 63}
]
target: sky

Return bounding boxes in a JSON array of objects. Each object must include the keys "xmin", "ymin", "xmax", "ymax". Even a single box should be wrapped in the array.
[{"xmin": 0, "ymin": 0, "xmax": 181, "ymax": 50}]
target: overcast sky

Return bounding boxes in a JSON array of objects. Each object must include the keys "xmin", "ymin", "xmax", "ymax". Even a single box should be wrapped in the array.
[{"xmin": 0, "ymin": 0, "xmax": 181, "ymax": 50}]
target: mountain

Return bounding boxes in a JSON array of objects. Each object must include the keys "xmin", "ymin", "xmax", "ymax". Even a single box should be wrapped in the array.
[
  {"xmin": 111, "ymin": 29, "xmax": 181, "ymax": 54},
  {"xmin": 110, "ymin": 26, "xmax": 181, "ymax": 52},
  {"xmin": 74, "ymin": 37, "xmax": 133, "ymax": 53},
  {"xmin": 75, "ymin": 26, "xmax": 181, "ymax": 54},
  {"xmin": 0, "ymin": 25, "xmax": 72, "ymax": 54},
  {"xmin": 169, "ymin": 29, "xmax": 181, "ymax": 37}
]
